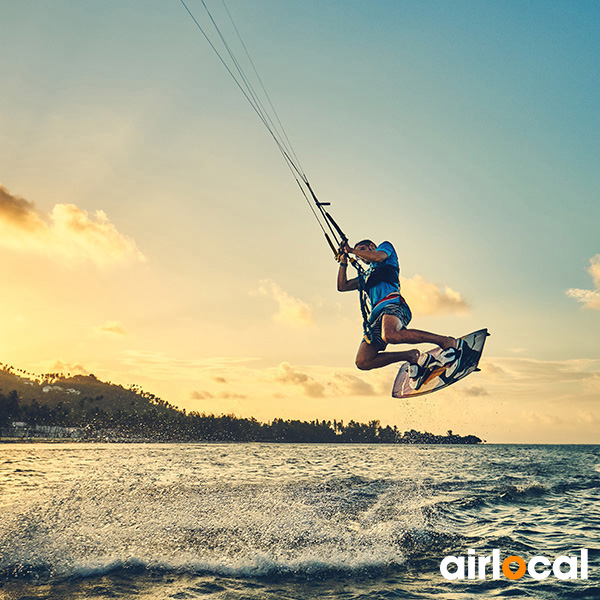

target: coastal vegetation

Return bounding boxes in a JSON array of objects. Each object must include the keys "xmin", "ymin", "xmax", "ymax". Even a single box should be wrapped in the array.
[{"xmin": 0, "ymin": 364, "xmax": 482, "ymax": 444}]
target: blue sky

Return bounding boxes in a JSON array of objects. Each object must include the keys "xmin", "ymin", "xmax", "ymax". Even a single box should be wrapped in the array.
[{"xmin": 1, "ymin": 1, "xmax": 599, "ymax": 442}]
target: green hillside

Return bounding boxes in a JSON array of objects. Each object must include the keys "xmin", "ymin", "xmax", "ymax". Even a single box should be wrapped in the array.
[
  {"xmin": 0, "ymin": 364, "xmax": 177, "ymax": 417},
  {"xmin": 0, "ymin": 363, "xmax": 482, "ymax": 444}
]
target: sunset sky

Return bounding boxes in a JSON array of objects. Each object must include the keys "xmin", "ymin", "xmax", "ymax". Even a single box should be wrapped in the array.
[{"xmin": 1, "ymin": 0, "xmax": 599, "ymax": 443}]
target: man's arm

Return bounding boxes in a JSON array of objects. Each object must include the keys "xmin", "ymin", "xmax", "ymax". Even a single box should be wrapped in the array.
[
  {"xmin": 337, "ymin": 261, "xmax": 359, "ymax": 291},
  {"xmin": 351, "ymin": 247, "xmax": 388, "ymax": 263},
  {"xmin": 337, "ymin": 242, "xmax": 359, "ymax": 291}
]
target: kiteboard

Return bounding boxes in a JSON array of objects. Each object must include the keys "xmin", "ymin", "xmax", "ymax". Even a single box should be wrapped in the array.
[{"xmin": 392, "ymin": 329, "xmax": 489, "ymax": 398}]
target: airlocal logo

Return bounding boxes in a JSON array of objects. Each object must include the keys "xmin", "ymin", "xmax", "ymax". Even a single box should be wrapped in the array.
[{"xmin": 441, "ymin": 549, "xmax": 589, "ymax": 581}]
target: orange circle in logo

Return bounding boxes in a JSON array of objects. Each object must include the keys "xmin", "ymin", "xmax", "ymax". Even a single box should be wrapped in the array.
[{"xmin": 502, "ymin": 556, "xmax": 527, "ymax": 580}]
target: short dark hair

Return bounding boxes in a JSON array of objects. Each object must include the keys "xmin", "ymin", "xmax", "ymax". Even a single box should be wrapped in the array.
[{"xmin": 355, "ymin": 239, "xmax": 375, "ymax": 248}]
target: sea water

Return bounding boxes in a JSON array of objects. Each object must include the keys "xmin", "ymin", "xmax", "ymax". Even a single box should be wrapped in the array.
[{"xmin": 0, "ymin": 443, "xmax": 598, "ymax": 599}]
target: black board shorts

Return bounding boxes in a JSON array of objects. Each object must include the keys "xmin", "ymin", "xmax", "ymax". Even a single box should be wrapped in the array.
[{"xmin": 365, "ymin": 301, "xmax": 412, "ymax": 351}]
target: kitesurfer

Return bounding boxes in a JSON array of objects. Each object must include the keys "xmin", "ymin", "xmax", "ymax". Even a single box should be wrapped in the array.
[{"xmin": 337, "ymin": 240, "xmax": 457, "ymax": 371}]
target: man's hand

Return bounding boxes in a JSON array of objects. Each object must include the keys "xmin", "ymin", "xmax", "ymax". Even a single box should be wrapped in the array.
[{"xmin": 338, "ymin": 241, "xmax": 351, "ymax": 263}]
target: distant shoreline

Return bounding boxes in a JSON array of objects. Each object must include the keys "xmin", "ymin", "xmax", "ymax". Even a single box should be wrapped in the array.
[
  {"xmin": 1, "ymin": 366, "xmax": 483, "ymax": 445},
  {"xmin": 0, "ymin": 437, "xmax": 484, "ymax": 445}
]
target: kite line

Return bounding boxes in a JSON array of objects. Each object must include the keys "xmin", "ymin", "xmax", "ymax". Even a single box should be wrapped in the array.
[{"xmin": 177, "ymin": 0, "xmax": 354, "ymax": 261}]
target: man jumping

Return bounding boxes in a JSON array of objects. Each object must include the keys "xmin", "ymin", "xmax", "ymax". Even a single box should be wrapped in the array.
[{"xmin": 337, "ymin": 239, "xmax": 457, "ymax": 372}]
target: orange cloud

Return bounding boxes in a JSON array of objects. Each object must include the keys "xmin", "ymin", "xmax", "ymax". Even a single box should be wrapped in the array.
[
  {"xmin": 0, "ymin": 184, "xmax": 144, "ymax": 266},
  {"xmin": 401, "ymin": 274, "xmax": 469, "ymax": 316},
  {"xmin": 274, "ymin": 362, "xmax": 326, "ymax": 397},
  {"xmin": 269, "ymin": 363, "xmax": 382, "ymax": 399},
  {"xmin": 31, "ymin": 359, "xmax": 92, "ymax": 377},
  {"xmin": 333, "ymin": 372, "xmax": 377, "ymax": 396},
  {"xmin": 95, "ymin": 321, "xmax": 127, "ymax": 336},
  {"xmin": 255, "ymin": 279, "xmax": 315, "ymax": 329}
]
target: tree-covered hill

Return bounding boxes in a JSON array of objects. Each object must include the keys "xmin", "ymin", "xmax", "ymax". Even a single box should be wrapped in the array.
[{"xmin": 0, "ymin": 364, "xmax": 482, "ymax": 444}]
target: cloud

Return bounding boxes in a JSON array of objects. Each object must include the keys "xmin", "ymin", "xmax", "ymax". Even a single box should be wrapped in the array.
[
  {"xmin": 575, "ymin": 410, "xmax": 600, "ymax": 425},
  {"xmin": 30, "ymin": 359, "xmax": 92, "ymax": 377},
  {"xmin": 190, "ymin": 390, "xmax": 247, "ymax": 401},
  {"xmin": 566, "ymin": 254, "xmax": 600, "ymax": 310},
  {"xmin": 401, "ymin": 274, "xmax": 469, "ymax": 316},
  {"xmin": 269, "ymin": 363, "xmax": 381, "ymax": 398},
  {"xmin": 462, "ymin": 385, "xmax": 489, "ymax": 397},
  {"xmin": 273, "ymin": 362, "xmax": 326, "ymax": 397},
  {"xmin": 483, "ymin": 357, "xmax": 600, "ymax": 383},
  {"xmin": 333, "ymin": 372, "xmax": 377, "ymax": 396},
  {"xmin": 522, "ymin": 410, "xmax": 566, "ymax": 426},
  {"xmin": 95, "ymin": 321, "xmax": 127, "ymax": 336},
  {"xmin": 255, "ymin": 279, "xmax": 315, "ymax": 329},
  {"xmin": 190, "ymin": 390, "xmax": 214, "ymax": 400},
  {"xmin": 0, "ymin": 186, "xmax": 44, "ymax": 230},
  {"xmin": 219, "ymin": 391, "xmax": 247, "ymax": 399},
  {"xmin": 120, "ymin": 350, "xmax": 258, "ymax": 379},
  {"xmin": 480, "ymin": 361, "xmax": 506, "ymax": 377},
  {"xmin": 0, "ymin": 184, "xmax": 145, "ymax": 266}
]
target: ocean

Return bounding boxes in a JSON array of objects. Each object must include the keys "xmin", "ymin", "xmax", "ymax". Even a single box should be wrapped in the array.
[{"xmin": 0, "ymin": 443, "xmax": 598, "ymax": 599}]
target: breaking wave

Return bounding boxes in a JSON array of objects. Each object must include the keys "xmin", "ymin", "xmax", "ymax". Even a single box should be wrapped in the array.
[{"xmin": 1, "ymin": 443, "xmax": 599, "ymax": 600}]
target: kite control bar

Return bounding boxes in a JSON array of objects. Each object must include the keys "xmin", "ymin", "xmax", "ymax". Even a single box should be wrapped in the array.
[
  {"xmin": 309, "ymin": 189, "xmax": 351, "ymax": 262},
  {"xmin": 317, "ymin": 201, "xmax": 365, "ymax": 274}
]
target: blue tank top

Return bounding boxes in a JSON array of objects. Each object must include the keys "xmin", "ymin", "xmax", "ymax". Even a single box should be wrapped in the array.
[{"xmin": 363, "ymin": 241, "xmax": 401, "ymax": 322}]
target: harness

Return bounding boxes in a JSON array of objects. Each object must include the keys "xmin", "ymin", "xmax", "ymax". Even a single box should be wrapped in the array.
[
  {"xmin": 356, "ymin": 261, "xmax": 403, "ymax": 340},
  {"xmin": 364, "ymin": 263, "xmax": 399, "ymax": 291}
]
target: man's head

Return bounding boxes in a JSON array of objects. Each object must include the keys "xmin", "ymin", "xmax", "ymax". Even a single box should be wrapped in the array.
[{"xmin": 354, "ymin": 239, "xmax": 377, "ymax": 253}]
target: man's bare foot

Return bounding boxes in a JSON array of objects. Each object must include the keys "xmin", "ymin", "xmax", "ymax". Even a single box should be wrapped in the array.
[
  {"xmin": 440, "ymin": 336, "xmax": 457, "ymax": 350},
  {"xmin": 407, "ymin": 349, "xmax": 420, "ymax": 365}
]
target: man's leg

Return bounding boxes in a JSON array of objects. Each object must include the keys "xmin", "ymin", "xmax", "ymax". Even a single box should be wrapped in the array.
[
  {"xmin": 355, "ymin": 340, "xmax": 419, "ymax": 371},
  {"xmin": 382, "ymin": 314, "xmax": 456, "ymax": 350}
]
